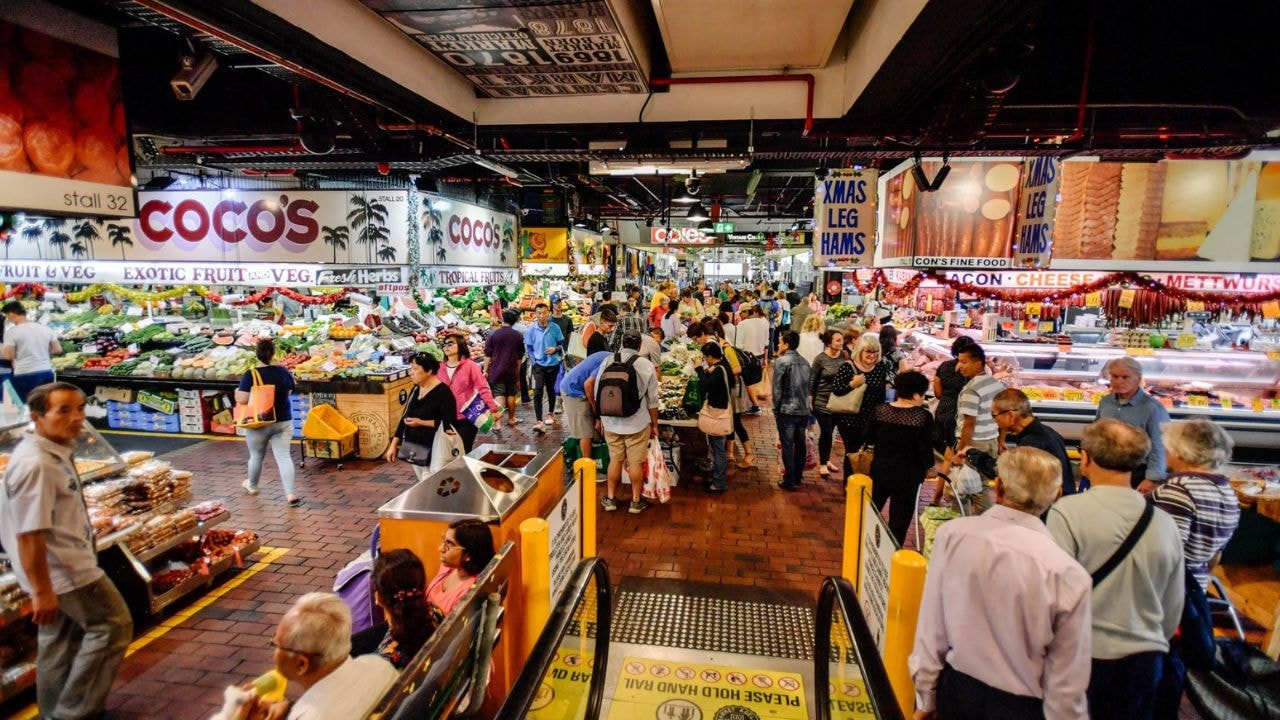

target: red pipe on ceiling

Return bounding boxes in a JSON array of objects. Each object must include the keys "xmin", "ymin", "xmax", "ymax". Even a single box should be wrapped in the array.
[{"xmin": 648, "ymin": 74, "xmax": 815, "ymax": 137}]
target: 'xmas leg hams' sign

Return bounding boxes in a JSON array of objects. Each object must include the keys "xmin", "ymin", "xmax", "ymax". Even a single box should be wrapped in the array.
[{"xmin": 813, "ymin": 169, "xmax": 878, "ymax": 267}]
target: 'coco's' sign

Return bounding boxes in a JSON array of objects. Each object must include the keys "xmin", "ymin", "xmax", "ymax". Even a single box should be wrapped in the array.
[{"xmin": 139, "ymin": 195, "xmax": 320, "ymax": 245}]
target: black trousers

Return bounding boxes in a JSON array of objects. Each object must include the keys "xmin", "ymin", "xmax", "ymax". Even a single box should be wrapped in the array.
[
  {"xmin": 872, "ymin": 483, "xmax": 919, "ymax": 546},
  {"xmin": 937, "ymin": 664, "xmax": 1044, "ymax": 720},
  {"xmin": 1089, "ymin": 651, "xmax": 1162, "ymax": 720}
]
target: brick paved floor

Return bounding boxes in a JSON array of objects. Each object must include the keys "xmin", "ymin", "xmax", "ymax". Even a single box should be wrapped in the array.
[{"xmin": 1, "ymin": 402, "xmax": 852, "ymax": 719}]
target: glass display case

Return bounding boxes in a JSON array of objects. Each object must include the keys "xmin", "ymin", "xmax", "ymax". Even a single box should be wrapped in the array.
[
  {"xmin": 912, "ymin": 336, "xmax": 1280, "ymax": 447},
  {"xmin": 0, "ymin": 423, "xmax": 127, "ymax": 484}
]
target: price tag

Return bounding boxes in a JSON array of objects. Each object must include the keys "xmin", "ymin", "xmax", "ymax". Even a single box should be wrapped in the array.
[
  {"xmin": 166, "ymin": 323, "xmax": 187, "ymax": 335},
  {"xmin": 1187, "ymin": 395, "xmax": 1210, "ymax": 407},
  {"xmin": 1025, "ymin": 302, "xmax": 1042, "ymax": 317},
  {"xmin": 321, "ymin": 360, "xmax": 338, "ymax": 373},
  {"xmin": 137, "ymin": 318, "xmax": 154, "ymax": 329},
  {"xmin": 1039, "ymin": 322, "xmax": 1056, "ymax": 333},
  {"xmin": 1269, "ymin": 351, "xmax": 1280, "ymax": 362},
  {"xmin": 80, "ymin": 343, "xmax": 98, "ymax": 354},
  {"xmin": 1023, "ymin": 387, "xmax": 1045, "ymax": 402},
  {"xmin": 1092, "ymin": 392, "xmax": 1106, "ymax": 405},
  {"xmin": 127, "ymin": 343, "xmax": 139, "ymax": 354},
  {"xmin": 1118, "ymin": 289, "xmax": 1136, "ymax": 309},
  {"xmin": 1220, "ymin": 397, "xmax": 1234, "ymax": 409},
  {"xmin": 1186, "ymin": 300, "xmax": 1205, "ymax": 312},
  {"xmin": 1063, "ymin": 389, "xmax": 1086, "ymax": 403},
  {"xmin": 126, "ymin": 306, "xmax": 144, "ymax": 317},
  {"xmin": 1263, "ymin": 301, "xmax": 1280, "ymax": 319},
  {"xmin": 1176, "ymin": 333, "xmax": 1197, "ymax": 349},
  {"xmin": 119, "ymin": 323, "xmax": 135, "ymax": 334},
  {"xmin": 1273, "ymin": 398, "xmax": 1280, "ymax": 410},
  {"xmin": 1085, "ymin": 292, "xmax": 1102, "ymax": 307},
  {"xmin": 1253, "ymin": 398, "xmax": 1265, "ymax": 412},
  {"xmin": 1126, "ymin": 347, "xmax": 1155, "ymax": 356}
]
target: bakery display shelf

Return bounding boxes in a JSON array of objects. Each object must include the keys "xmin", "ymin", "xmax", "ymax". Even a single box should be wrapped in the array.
[
  {"xmin": 0, "ymin": 601, "xmax": 31, "ymax": 629},
  {"xmin": 95, "ymin": 523, "xmax": 142, "ymax": 552},
  {"xmin": 146, "ymin": 539, "xmax": 261, "ymax": 615},
  {"xmin": 131, "ymin": 510, "xmax": 229, "ymax": 565},
  {"xmin": 0, "ymin": 660, "xmax": 36, "ymax": 703}
]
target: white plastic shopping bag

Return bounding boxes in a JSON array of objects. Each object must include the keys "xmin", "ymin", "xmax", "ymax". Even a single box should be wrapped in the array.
[{"xmin": 641, "ymin": 438, "xmax": 672, "ymax": 504}]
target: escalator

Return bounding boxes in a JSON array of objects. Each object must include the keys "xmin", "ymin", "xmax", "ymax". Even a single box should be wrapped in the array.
[{"xmin": 499, "ymin": 559, "xmax": 904, "ymax": 720}]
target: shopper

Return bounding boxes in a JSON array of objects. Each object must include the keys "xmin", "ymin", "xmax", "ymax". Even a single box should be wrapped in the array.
[
  {"xmin": 797, "ymin": 313, "xmax": 824, "ymax": 364},
  {"xmin": 931, "ymin": 336, "xmax": 976, "ymax": 451},
  {"xmin": 1047, "ymin": 418, "xmax": 1184, "ymax": 720},
  {"xmin": 879, "ymin": 324, "xmax": 905, "ymax": 375},
  {"xmin": 696, "ymin": 342, "xmax": 735, "ymax": 493},
  {"xmin": 641, "ymin": 327, "xmax": 664, "ymax": 370},
  {"xmin": 384, "ymin": 354, "xmax": 458, "ymax": 466},
  {"xmin": 352, "ymin": 549, "xmax": 435, "ymax": 670},
  {"xmin": 484, "ymin": 309, "xmax": 525, "ymax": 425},
  {"xmin": 549, "ymin": 295, "xmax": 574, "ymax": 356},
  {"xmin": 954, "ymin": 344, "xmax": 1005, "ymax": 512},
  {"xmin": 1096, "ymin": 356, "xmax": 1170, "ymax": 491},
  {"xmin": 563, "ymin": 349, "xmax": 613, "ymax": 465},
  {"xmin": 1150, "ymin": 418, "xmax": 1240, "ymax": 719},
  {"xmin": 991, "ymin": 388, "xmax": 1076, "ymax": 494},
  {"xmin": 438, "ymin": 332, "xmax": 501, "ymax": 452},
  {"xmin": 810, "ymin": 329, "xmax": 855, "ymax": 479},
  {"xmin": 524, "ymin": 302, "xmax": 565, "ymax": 433},
  {"xmin": 691, "ymin": 321, "xmax": 755, "ymax": 468},
  {"xmin": 585, "ymin": 307, "xmax": 617, "ymax": 355},
  {"xmin": 660, "ymin": 298, "xmax": 685, "ymax": 343},
  {"xmin": 910, "ymin": 447, "xmax": 1091, "ymax": 720},
  {"xmin": 864, "ymin": 371, "xmax": 936, "ymax": 544},
  {"xmin": 247, "ymin": 593, "xmax": 397, "ymax": 720},
  {"xmin": 238, "ymin": 338, "xmax": 300, "ymax": 506},
  {"xmin": 0, "ymin": 382, "xmax": 132, "ymax": 720},
  {"xmin": 832, "ymin": 334, "xmax": 895, "ymax": 468},
  {"xmin": 772, "ymin": 330, "xmax": 811, "ymax": 491},
  {"xmin": 427, "ymin": 519, "xmax": 495, "ymax": 617},
  {"xmin": 593, "ymin": 332, "xmax": 660, "ymax": 514},
  {"xmin": 1, "ymin": 300, "xmax": 62, "ymax": 402},
  {"xmin": 512, "ymin": 310, "xmax": 533, "ymax": 404},
  {"xmin": 610, "ymin": 302, "xmax": 647, "ymax": 352},
  {"xmin": 735, "ymin": 304, "xmax": 770, "ymax": 365},
  {"xmin": 716, "ymin": 309, "xmax": 738, "ymax": 346},
  {"xmin": 678, "ymin": 286, "xmax": 705, "ymax": 322},
  {"xmin": 790, "ymin": 293, "xmax": 814, "ymax": 333}
]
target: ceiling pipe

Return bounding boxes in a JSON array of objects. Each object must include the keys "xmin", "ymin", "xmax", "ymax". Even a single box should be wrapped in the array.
[
  {"xmin": 1063, "ymin": 0, "xmax": 1097, "ymax": 145},
  {"xmin": 649, "ymin": 74, "xmax": 814, "ymax": 137},
  {"xmin": 160, "ymin": 144, "xmax": 305, "ymax": 155},
  {"xmin": 376, "ymin": 121, "xmax": 476, "ymax": 152}
]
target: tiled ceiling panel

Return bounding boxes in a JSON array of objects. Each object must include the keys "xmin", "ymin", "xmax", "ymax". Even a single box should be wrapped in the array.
[{"xmin": 359, "ymin": 0, "xmax": 648, "ymax": 97}]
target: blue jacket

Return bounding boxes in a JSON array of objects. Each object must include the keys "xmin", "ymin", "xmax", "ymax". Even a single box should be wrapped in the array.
[
  {"xmin": 561, "ymin": 351, "xmax": 613, "ymax": 400},
  {"xmin": 525, "ymin": 321, "xmax": 565, "ymax": 367},
  {"xmin": 771, "ymin": 350, "xmax": 812, "ymax": 416}
]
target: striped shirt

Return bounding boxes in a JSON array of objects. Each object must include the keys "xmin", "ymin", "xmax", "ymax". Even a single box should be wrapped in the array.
[
  {"xmin": 1150, "ymin": 472, "xmax": 1240, "ymax": 589},
  {"xmin": 956, "ymin": 374, "xmax": 1005, "ymax": 442}
]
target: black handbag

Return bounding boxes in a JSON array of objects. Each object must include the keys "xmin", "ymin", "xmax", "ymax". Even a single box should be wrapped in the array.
[{"xmin": 396, "ymin": 440, "xmax": 432, "ymax": 466}]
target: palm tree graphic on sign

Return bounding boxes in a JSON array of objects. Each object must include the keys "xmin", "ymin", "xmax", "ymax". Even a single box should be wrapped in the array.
[
  {"xmin": 321, "ymin": 225, "xmax": 349, "ymax": 263},
  {"xmin": 72, "ymin": 220, "xmax": 101, "ymax": 259},
  {"xmin": 43, "ymin": 218, "xmax": 71, "ymax": 259},
  {"xmin": 347, "ymin": 194, "xmax": 390, "ymax": 263},
  {"xmin": 20, "ymin": 219, "xmax": 43, "ymax": 258},
  {"xmin": 422, "ymin": 206, "xmax": 445, "ymax": 263},
  {"xmin": 106, "ymin": 223, "xmax": 133, "ymax": 259}
]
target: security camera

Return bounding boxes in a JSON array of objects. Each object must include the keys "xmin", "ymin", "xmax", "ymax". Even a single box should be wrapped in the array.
[
  {"xmin": 685, "ymin": 176, "xmax": 703, "ymax": 195},
  {"xmin": 520, "ymin": 208, "xmax": 531, "ymax": 217},
  {"xmin": 171, "ymin": 52, "xmax": 218, "ymax": 101}
]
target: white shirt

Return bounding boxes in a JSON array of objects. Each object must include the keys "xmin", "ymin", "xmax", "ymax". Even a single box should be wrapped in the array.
[
  {"xmin": 288, "ymin": 655, "xmax": 398, "ymax": 720},
  {"xmin": 592, "ymin": 349, "xmax": 659, "ymax": 435},
  {"xmin": 910, "ymin": 505, "xmax": 1092, "ymax": 719},
  {"xmin": 3, "ymin": 321, "xmax": 58, "ymax": 375},
  {"xmin": 735, "ymin": 317, "xmax": 770, "ymax": 357},
  {"xmin": 797, "ymin": 332, "xmax": 823, "ymax": 364}
]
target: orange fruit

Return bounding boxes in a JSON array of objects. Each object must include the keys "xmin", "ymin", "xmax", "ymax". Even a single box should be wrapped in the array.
[
  {"xmin": 73, "ymin": 166, "xmax": 121, "ymax": 185},
  {"xmin": 116, "ymin": 143, "xmax": 130, "ymax": 180},
  {"xmin": 76, "ymin": 124, "xmax": 117, "ymax": 172},
  {"xmin": 24, "ymin": 120, "xmax": 74, "ymax": 176},
  {"xmin": 0, "ymin": 94, "xmax": 24, "ymax": 128},
  {"xmin": 74, "ymin": 81, "xmax": 112, "ymax": 128},
  {"xmin": 0, "ymin": 114, "xmax": 23, "ymax": 166}
]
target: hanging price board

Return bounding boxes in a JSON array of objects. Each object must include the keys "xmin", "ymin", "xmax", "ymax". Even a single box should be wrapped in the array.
[
  {"xmin": 1025, "ymin": 302, "xmax": 1042, "ymax": 317},
  {"xmin": 1175, "ymin": 333, "xmax": 1197, "ymax": 349},
  {"xmin": 1085, "ymin": 291, "xmax": 1102, "ymax": 307},
  {"xmin": 1263, "ymin": 301, "xmax": 1280, "ymax": 319},
  {"xmin": 1186, "ymin": 300, "xmax": 1205, "ymax": 312},
  {"xmin": 1118, "ymin": 289, "xmax": 1136, "ymax": 309}
]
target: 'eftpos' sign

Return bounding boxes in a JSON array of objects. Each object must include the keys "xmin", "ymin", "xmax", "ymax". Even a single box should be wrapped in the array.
[{"xmin": 813, "ymin": 169, "xmax": 878, "ymax": 267}]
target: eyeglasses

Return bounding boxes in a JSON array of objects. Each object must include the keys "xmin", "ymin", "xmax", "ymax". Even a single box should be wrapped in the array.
[
  {"xmin": 990, "ymin": 409, "xmax": 1014, "ymax": 419},
  {"xmin": 270, "ymin": 639, "xmax": 318, "ymax": 656},
  {"xmin": 441, "ymin": 538, "xmax": 460, "ymax": 549}
]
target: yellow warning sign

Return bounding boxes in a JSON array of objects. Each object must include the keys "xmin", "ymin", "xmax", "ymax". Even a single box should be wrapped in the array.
[
  {"xmin": 528, "ymin": 649, "xmax": 593, "ymax": 720},
  {"xmin": 608, "ymin": 658, "xmax": 808, "ymax": 720},
  {"xmin": 827, "ymin": 678, "xmax": 877, "ymax": 719}
]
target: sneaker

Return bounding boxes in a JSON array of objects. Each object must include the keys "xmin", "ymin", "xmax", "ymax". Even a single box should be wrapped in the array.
[
  {"xmin": 242, "ymin": 480, "xmax": 258, "ymax": 496},
  {"xmin": 628, "ymin": 499, "xmax": 651, "ymax": 514},
  {"xmin": 601, "ymin": 496, "xmax": 618, "ymax": 512},
  {"xmin": 745, "ymin": 406, "xmax": 763, "ymax": 415},
  {"xmin": 533, "ymin": 422, "xmax": 546, "ymax": 433},
  {"xmin": 544, "ymin": 413, "xmax": 556, "ymax": 425}
]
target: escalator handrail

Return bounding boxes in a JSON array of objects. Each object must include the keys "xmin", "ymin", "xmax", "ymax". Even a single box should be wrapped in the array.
[
  {"xmin": 496, "ymin": 557, "xmax": 612, "ymax": 719},
  {"xmin": 815, "ymin": 576, "xmax": 906, "ymax": 720}
]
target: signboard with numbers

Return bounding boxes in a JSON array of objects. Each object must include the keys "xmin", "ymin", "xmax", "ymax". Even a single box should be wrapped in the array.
[{"xmin": 369, "ymin": 1, "xmax": 646, "ymax": 97}]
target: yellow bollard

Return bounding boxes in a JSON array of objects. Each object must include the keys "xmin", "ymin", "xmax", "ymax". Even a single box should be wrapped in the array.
[
  {"xmin": 518, "ymin": 517, "xmax": 550, "ymax": 661},
  {"xmin": 575, "ymin": 458, "xmax": 597, "ymax": 558},
  {"xmin": 884, "ymin": 549, "xmax": 927, "ymax": 719},
  {"xmin": 842, "ymin": 473, "xmax": 873, "ymax": 585}
]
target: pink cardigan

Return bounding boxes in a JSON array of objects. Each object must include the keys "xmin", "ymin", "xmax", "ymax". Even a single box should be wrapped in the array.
[{"xmin": 439, "ymin": 357, "xmax": 501, "ymax": 418}]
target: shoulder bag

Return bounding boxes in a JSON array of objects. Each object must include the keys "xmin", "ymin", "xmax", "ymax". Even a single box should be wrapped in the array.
[
  {"xmin": 233, "ymin": 367, "xmax": 277, "ymax": 429},
  {"xmin": 826, "ymin": 363, "xmax": 866, "ymax": 415},
  {"xmin": 1091, "ymin": 502, "xmax": 1155, "ymax": 586},
  {"xmin": 697, "ymin": 366, "xmax": 734, "ymax": 437},
  {"xmin": 395, "ymin": 386, "xmax": 433, "ymax": 466}
]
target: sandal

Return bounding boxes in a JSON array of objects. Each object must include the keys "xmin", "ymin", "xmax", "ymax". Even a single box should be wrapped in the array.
[
  {"xmin": 737, "ymin": 455, "xmax": 756, "ymax": 469},
  {"xmin": 507, "ymin": 417, "xmax": 522, "ymax": 426},
  {"xmin": 287, "ymin": 497, "xmax": 302, "ymax": 507},
  {"xmin": 241, "ymin": 480, "xmax": 258, "ymax": 496},
  {"xmin": 819, "ymin": 465, "xmax": 829, "ymax": 477}
]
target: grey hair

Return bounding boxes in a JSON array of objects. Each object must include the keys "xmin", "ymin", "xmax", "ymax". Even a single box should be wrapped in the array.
[
  {"xmin": 997, "ymin": 446, "xmax": 1062, "ymax": 515},
  {"xmin": 282, "ymin": 592, "xmax": 352, "ymax": 665},
  {"xmin": 1163, "ymin": 419, "xmax": 1234, "ymax": 471},
  {"xmin": 992, "ymin": 388, "xmax": 1033, "ymax": 418},
  {"xmin": 1104, "ymin": 356, "xmax": 1145, "ymax": 378},
  {"xmin": 852, "ymin": 333, "xmax": 882, "ymax": 360}
]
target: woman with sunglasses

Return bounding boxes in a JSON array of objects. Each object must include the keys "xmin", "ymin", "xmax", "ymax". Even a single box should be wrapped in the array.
[
  {"xmin": 438, "ymin": 332, "xmax": 501, "ymax": 452},
  {"xmin": 384, "ymin": 354, "xmax": 457, "ymax": 465}
]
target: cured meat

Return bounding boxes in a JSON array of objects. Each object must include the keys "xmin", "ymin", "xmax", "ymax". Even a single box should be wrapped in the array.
[
  {"xmin": 1082, "ymin": 163, "xmax": 1122, "ymax": 258},
  {"xmin": 1054, "ymin": 163, "xmax": 1090, "ymax": 258}
]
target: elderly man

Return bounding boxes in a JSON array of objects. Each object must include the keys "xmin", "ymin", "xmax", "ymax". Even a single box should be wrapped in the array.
[
  {"xmin": 240, "ymin": 592, "xmax": 397, "ymax": 720},
  {"xmin": 1047, "ymin": 419, "xmax": 1184, "ymax": 720},
  {"xmin": 0, "ymin": 382, "xmax": 132, "ymax": 720},
  {"xmin": 991, "ymin": 388, "xmax": 1076, "ymax": 494},
  {"xmin": 910, "ymin": 447, "xmax": 1092, "ymax": 720},
  {"xmin": 1096, "ymin": 357, "xmax": 1170, "ymax": 491}
]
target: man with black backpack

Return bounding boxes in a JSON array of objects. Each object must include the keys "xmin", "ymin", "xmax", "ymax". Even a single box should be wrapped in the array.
[{"xmin": 590, "ymin": 332, "xmax": 660, "ymax": 515}]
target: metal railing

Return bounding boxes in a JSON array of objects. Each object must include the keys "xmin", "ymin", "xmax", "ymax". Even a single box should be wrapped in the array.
[{"xmin": 815, "ymin": 576, "xmax": 906, "ymax": 720}]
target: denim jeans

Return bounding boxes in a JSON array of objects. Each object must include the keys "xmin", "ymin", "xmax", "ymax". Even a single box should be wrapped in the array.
[
  {"xmin": 245, "ymin": 419, "xmax": 296, "ymax": 496},
  {"xmin": 707, "ymin": 433, "xmax": 728, "ymax": 490},
  {"xmin": 11, "ymin": 369, "xmax": 55, "ymax": 402},
  {"xmin": 776, "ymin": 413, "xmax": 808, "ymax": 488}
]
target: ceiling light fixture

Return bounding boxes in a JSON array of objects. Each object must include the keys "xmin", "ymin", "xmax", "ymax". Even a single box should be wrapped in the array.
[
  {"xmin": 473, "ymin": 156, "xmax": 521, "ymax": 179},
  {"xmin": 686, "ymin": 202, "xmax": 709, "ymax": 222},
  {"xmin": 696, "ymin": 219, "xmax": 714, "ymax": 231}
]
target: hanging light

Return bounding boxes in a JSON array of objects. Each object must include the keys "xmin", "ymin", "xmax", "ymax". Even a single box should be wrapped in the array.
[
  {"xmin": 696, "ymin": 218, "xmax": 714, "ymax": 231},
  {"xmin": 573, "ymin": 217, "xmax": 589, "ymax": 228},
  {"xmin": 686, "ymin": 202, "xmax": 709, "ymax": 222}
]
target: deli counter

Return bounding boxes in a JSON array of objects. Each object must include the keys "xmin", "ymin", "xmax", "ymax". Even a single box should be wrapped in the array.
[{"xmin": 912, "ymin": 336, "xmax": 1280, "ymax": 448}]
